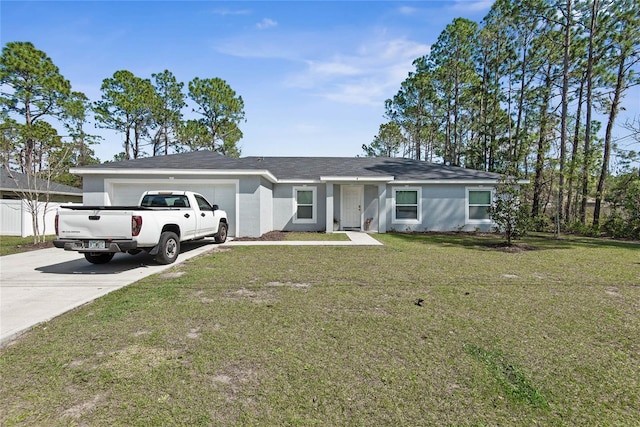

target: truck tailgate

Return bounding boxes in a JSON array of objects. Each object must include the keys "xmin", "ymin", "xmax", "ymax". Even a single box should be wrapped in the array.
[{"xmin": 57, "ymin": 210, "xmax": 135, "ymax": 239}]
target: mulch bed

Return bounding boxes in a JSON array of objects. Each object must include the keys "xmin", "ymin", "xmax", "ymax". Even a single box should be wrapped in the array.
[
  {"xmin": 232, "ymin": 231, "xmax": 286, "ymax": 242},
  {"xmin": 15, "ymin": 241, "xmax": 54, "ymax": 251}
]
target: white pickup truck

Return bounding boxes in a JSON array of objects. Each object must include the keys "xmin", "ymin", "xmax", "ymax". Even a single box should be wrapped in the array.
[{"xmin": 54, "ymin": 191, "xmax": 228, "ymax": 265}]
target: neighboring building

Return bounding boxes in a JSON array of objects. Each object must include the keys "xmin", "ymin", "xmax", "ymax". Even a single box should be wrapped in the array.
[
  {"xmin": 70, "ymin": 151, "xmax": 520, "ymax": 238},
  {"xmin": 1, "ymin": 166, "xmax": 83, "ymax": 237}
]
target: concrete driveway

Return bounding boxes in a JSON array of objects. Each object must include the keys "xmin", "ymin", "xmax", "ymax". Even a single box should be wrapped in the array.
[
  {"xmin": 0, "ymin": 232, "xmax": 382, "ymax": 347},
  {"xmin": 0, "ymin": 240, "xmax": 219, "ymax": 346}
]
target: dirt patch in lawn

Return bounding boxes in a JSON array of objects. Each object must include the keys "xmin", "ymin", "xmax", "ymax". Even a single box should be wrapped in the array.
[
  {"xmin": 487, "ymin": 242, "xmax": 536, "ymax": 253},
  {"xmin": 224, "ymin": 287, "xmax": 278, "ymax": 304}
]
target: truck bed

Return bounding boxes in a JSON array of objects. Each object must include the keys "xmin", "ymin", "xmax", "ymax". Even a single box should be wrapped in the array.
[{"xmin": 59, "ymin": 205, "xmax": 171, "ymax": 211}]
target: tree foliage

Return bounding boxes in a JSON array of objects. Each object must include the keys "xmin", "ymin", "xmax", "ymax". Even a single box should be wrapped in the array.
[
  {"xmin": 94, "ymin": 70, "xmax": 156, "ymax": 160},
  {"xmin": 362, "ymin": 122, "xmax": 405, "ymax": 157},
  {"xmin": 0, "ymin": 41, "xmax": 96, "ymax": 242},
  {"xmin": 151, "ymin": 70, "xmax": 185, "ymax": 156},
  {"xmin": 187, "ymin": 77, "xmax": 245, "ymax": 157},
  {"xmin": 372, "ymin": 0, "xmax": 640, "ymax": 237},
  {"xmin": 488, "ymin": 177, "xmax": 531, "ymax": 245}
]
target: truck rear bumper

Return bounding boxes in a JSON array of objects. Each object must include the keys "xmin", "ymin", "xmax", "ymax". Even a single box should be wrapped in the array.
[{"xmin": 53, "ymin": 239, "xmax": 138, "ymax": 253}]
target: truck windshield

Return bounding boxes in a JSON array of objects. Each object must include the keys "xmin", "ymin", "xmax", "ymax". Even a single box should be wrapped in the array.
[{"xmin": 140, "ymin": 195, "xmax": 190, "ymax": 208}]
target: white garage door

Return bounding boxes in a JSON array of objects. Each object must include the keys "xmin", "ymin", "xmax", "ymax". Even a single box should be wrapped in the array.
[{"xmin": 108, "ymin": 180, "xmax": 237, "ymax": 236}]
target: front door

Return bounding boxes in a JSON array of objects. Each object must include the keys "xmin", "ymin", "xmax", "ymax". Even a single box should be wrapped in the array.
[{"xmin": 341, "ymin": 186, "xmax": 363, "ymax": 230}]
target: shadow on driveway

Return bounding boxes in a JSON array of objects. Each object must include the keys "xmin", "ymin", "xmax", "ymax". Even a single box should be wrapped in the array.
[{"xmin": 35, "ymin": 240, "xmax": 216, "ymax": 275}]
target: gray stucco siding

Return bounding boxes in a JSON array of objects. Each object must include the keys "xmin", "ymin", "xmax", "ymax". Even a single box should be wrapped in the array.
[
  {"xmin": 421, "ymin": 185, "xmax": 467, "ymax": 231},
  {"xmin": 273, "ymin": 183, "xmax": 327, "ymax": 232},
  {"xmin": 81, "ymin": 176, "xmax": 108, "ymax": 205},
  {"xmin": 363, "ymin": 185, "xmax": 379, "ymax": 232},
  {"xmin": 237, "ymin": 176, "xmax": 265, "ymax": 237},
  {"xmin": 258, "ymin": 178, "xmax": 273, "ymax": 236},
  {"xmin": 386, "ymin": 184, "xmax": 496, "ymax": 233}
]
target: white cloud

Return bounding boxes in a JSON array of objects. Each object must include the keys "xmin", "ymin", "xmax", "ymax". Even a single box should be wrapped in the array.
[
  {"xmin": 213, "ymin": 27, "xmax": 429, "ymax": 106},
  {"xmin": 288, "ymin": 37, "xmax": 429, "ymax": 106},
  {"xmin": 256, "ymin": 18, "xmax": 278, "ymax": 30},
  {"xmin": 397, "ymin": 6, "xmax": 419, "ymax": 15},
  {"xmin": 210, "ymin": 8, "xmax": 252, "ymax": 16},
  {"xmin": 450, "ymin": 0, "xmax": 494, "ymax": 13}
]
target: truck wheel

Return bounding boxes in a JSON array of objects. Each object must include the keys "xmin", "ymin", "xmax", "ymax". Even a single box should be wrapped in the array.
[
  {"xmin": 214, "ymin": 223, "xmax": 228, "ymax": 243},
  {"xmin": 156, "ymin": 231, "xmax": 180, "ymax": 264},
  {"xmin": 84, "ymin": 253, "xmax": 115, "ymax": 264}
]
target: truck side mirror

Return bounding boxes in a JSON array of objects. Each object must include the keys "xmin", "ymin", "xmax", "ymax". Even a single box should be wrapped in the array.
[{"xmin": 212, "ymin": 204, "xmax": 219, "ymax": 211}]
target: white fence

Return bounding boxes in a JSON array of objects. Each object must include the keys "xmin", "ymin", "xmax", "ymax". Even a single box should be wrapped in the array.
[{"xmin": 0, "ymin": 200, "xmax": 73, "ymax": 237}]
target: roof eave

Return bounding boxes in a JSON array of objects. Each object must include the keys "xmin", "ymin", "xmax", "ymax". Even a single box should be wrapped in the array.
[
  {"xmin": 392, "ymin": 179, "xmax": 524, "ymax": 185},
  {"xmin": 70, "ymin": 168, "xmax": 279, "ymax": 183},
  {"xmin": 320, "ymin": 176, "xmax": 395, "ymax": 183}
]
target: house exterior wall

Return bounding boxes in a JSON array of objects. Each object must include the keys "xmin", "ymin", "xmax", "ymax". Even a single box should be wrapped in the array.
[
  {"xmin": 80, "ymin": 173, "xmax": 498, "ymax": 238},
  {"xmin": 273, "ymin": 183, "xmax": 327, "ymax": 232},
  {"xmin": 259, "ymin": 178, "xmax": 273, "ymax": 236},
  {"xmin": 363, "ymin": 185, "xmax": 379, "ymax": 232},
  {"xmin": 237, "ymin": 176, "xmax": 266, "ymax": 237},
  {"xmin": 82, "ymin": 176, "xmax": 108, "ymax": 205},
  {"xmin": 386, "ymin": 184, "xmax": 495, "ymax": 233}
]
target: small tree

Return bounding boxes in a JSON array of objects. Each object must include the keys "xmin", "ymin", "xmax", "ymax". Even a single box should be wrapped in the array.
[
  {"xmin": 489, "ymin": 177, "xmax": 530, "ymax": 245},
  {"xmin": 362, "ymin": 122, "xmax": 405, "ymax": 158}
]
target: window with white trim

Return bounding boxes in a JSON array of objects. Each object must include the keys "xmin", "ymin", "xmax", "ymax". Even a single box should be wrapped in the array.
[
  {"xmin": 293, "ymin": 186, "xmax": 316, "ymax": 223},
  {"xmin": 466, "ymin": 188, "xmax": 493, "ymax": 223},
  {"xmin": 393, "ymin": 187, "xmax": 421, "ymax": 223}
]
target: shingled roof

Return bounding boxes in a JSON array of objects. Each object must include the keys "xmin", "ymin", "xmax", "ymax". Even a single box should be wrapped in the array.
[
  {"xmin": 0, "ymin": 166, "xmax": 82, "ymax": 195},
  {"xmin": 72, "ymin": 151, "xmax": 504, "ymax": 182}
]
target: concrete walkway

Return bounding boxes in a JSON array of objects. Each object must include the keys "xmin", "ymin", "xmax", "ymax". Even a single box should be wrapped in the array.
[
  {"xmin": 226, "ymin": 231, "xmax": 383, "ymax": 246},
  {"xmin": 0, "ymin": 232, "xmax": 381, "ymax": 346}
]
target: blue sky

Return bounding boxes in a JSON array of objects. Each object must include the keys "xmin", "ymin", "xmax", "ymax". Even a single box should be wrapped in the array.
[
  {"xmin": 1, "ymin": 0, "xmax": 497, "ymax": 161},
  {"xmin": 4, "ymin": 1, "xmax": 638, "ymax": 168}
]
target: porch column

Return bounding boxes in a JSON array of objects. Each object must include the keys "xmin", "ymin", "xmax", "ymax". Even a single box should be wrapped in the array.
[
  {"xmin": 378, "ymin": 184, "xmax": 387, "ymax": 233},
  {"xmin": 325, "ymin": 182, "xmax": 334, "ymax": 233}
]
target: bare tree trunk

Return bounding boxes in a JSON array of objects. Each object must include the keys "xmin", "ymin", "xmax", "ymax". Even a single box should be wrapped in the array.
[
  {"xmin": 594, "ymin": 53, "xmax": 626, "ymax": 225},
  {"xmin": 532, "ymin": 65, "xmax": 553, "ymax": 219},
  {"xmin": 558, "ymin": 0, "xmax": 573, "ymax": 228},
  {"xmin": 580, "ymin": 0, "xmax": 599, "ymax": 224},
  {"xmin": 565, "ymin": 76, "xmax": 585, "ymax": 222}
]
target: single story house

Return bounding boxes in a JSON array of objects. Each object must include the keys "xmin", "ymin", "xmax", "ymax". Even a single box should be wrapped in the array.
[
  {"xmin": 70, "ymin": 151, "xmax": 515, "ymax": 238},
  {"xmin": 1, "ymin": 166, "xmax": 83, "ymax": 236}
]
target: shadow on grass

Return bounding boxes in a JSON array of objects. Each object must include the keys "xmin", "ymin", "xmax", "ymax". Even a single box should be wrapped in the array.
[{"xmin": 385, "ymin": 231, "xmax": 639, "ymax": 252}]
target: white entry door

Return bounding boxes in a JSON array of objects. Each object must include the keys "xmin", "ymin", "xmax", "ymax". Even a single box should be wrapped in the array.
[{"xmin": 341, "ymin": 186, "xmax": 363, "ymax": 230}]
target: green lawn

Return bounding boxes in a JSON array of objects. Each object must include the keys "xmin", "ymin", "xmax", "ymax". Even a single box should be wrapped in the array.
[
  {"xmin": 284, "ymin": 231, "xmax": 351, "ymax": 241},
  {"xmin": 1, "ymin": 233, "xmax": 638, "ymax": 426},
  {"xmin": 0, "ymin": 235, "xmax": 54, "ymax": 257}
]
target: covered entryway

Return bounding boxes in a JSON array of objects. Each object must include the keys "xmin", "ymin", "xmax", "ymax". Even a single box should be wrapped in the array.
[
  {"xmin": 106, "ymin": 179, "xmax": 237, "ymax": 236},
  {"xmin": 341, "ymin": 185, "xmax": 363, "ymax": 230}
]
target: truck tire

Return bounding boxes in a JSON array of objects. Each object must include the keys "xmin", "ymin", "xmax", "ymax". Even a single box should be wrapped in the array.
[
  {"xmin": 84, "ymin": 253, "xmax": 115, "ymax": 264},
  {"xmin": 156, "ymin": 231, "xmax": 180, "ymax": 264},
  {"xmin": 214, "ymin": 223, "xmax": 228, "ymax": 243}
]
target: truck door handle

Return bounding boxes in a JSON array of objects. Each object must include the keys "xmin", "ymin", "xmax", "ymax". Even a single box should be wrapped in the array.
[
  {"xmin": 184, "ymin": 213, "xmax": 190, "ymax": 218},
  {"xmin": 201, "ymin": 213, "xmax": 206, "ymax": 217}
]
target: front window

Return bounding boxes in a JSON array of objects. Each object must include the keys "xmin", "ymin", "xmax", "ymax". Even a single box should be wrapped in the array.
[
  {"xmin": 393, "ymin": 187, "xmax": 421, "ymax": 223},
  {"xmin": 293, "ymin": 186, "xmax": 316, "ymax": 223},
  {"xmin": 467, "ymin": 188, "xmax": 493, "ymax": 223}
]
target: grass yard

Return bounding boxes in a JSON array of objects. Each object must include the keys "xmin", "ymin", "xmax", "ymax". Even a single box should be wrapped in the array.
[
  {"xmin": 0, "ymin": 235, "xmax": 54, "ymax": 257},
  {"xmin": 284, "ymin": 232, "xmax": 351, "ymax": 241},
  {"xmin": 1, "ymin": 233, "xmax": 638, "ymax": 426}
]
